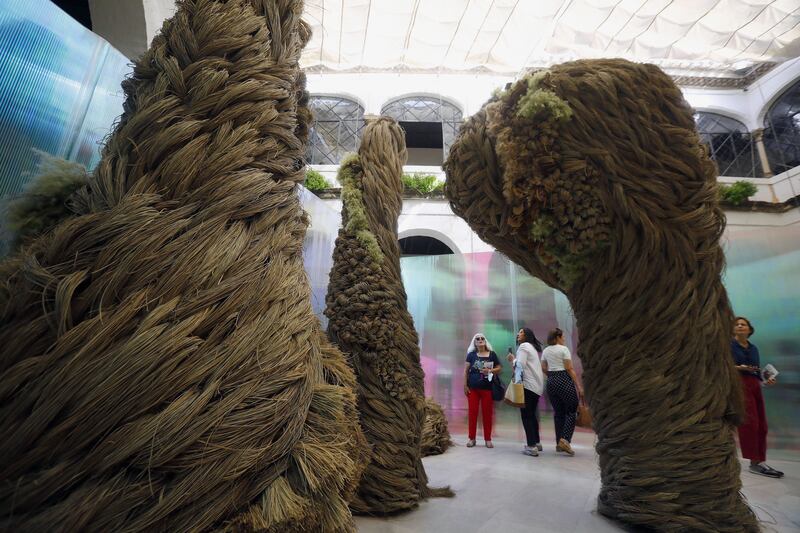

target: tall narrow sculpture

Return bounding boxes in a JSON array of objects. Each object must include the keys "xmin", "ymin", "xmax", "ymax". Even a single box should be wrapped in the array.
[
  {"xmin": 326, "ymin": 117, "xmax": 450, "ymax": 513},
  {"xmin": 444, "ymin": 59, "xmax": 756, "ymax": 532},
  {"xmin": 0, "ymin": 0, "xmax": 367, "ymax": 531}
]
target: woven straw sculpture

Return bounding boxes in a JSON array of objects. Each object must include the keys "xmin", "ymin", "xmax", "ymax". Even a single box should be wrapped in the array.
[
  {"xmin": 421, "ymin": 398, "xmax": 453, "ymax": 457},
  {"xmin": 444, "ymin": 59, "xmax": 756, "ymax": 532},
  {"xmin": 325, "ymin": 117, "xmax": 452, "ymax": 514},
  {"xmin": 0, "ymin": 0, "xmax": 369, "ymax": 531},
  {"xmin": 4, "ymin": 153, "xmax": 89, "ymax": 252}
]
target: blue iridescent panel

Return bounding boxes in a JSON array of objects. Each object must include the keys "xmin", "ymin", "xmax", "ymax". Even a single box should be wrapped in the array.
[{"xmin": 0, "ymin": 0, "xmax": 130, "ymax": 199}]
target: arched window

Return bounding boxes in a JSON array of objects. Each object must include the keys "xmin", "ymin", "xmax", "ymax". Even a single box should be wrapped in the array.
[
  {"xmin": 306, "ymin": 96, "xmax": 365, "ymax": 165},
  {"xmin": 381, "ymin": 96, "xmax": 463, "ymax": 165},
  {"xmin": 694, "ymin": 112, "xmax": 760, "ymax": 177},
  {"xmin": 763, "ymin": 79, "xmax": 800, "ymax": 175}
]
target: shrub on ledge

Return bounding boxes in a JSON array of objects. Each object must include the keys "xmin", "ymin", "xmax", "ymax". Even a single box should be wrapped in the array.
[
  {"xmin": 305, "ymin": 168, "xmax": 332, "ymax": 191},
  {"xmin": 719, "ymin": 180, "xmax": 758, "ymax": 206},
  {"xmin": 402, "ymin": 173, "xmax": 444, "ymax": 195}
]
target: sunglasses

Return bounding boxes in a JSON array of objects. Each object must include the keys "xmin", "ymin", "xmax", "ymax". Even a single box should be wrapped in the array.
[{"xmin": 475, "ymin": 337, "xmax": 485, "ymax": 341}]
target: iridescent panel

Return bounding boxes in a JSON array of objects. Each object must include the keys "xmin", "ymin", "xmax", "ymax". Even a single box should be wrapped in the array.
[
  {"xmin": 399, "ymin": 229, "xmax": 800, "ymax": 452},
  {"xmin": 0, "ymin": 0, "xmax": 130, "ymax": 199}
]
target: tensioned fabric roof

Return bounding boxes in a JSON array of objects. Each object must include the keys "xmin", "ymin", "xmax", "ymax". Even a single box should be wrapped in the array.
[{"xmin": 301, "ymin": 0, "xmax": 800, "ymax": 85}]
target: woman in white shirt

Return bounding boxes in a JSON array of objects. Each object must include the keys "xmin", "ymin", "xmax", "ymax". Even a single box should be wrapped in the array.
[
  {"xmin": 541, "ymin": 328, "xmax": 583, "ymax": 456},
  {"xmin": 506, "ymin": 327, "xmax": 544, "ymax": 456}
]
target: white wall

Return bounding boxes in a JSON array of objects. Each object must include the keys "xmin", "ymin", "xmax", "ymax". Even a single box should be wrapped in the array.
[
  {"xmin": 88, "ymin": 0, "xmax": 148, "ymax": 59},
  {"xmin": 319, "ymin": 197, "xmax": 494, "ymax": 255},
  {"xmin": 142, "ymin": 0, "xmax": 177, "ymax": 47},
  {"xmin": 683, "ymin": 58, "xmax": 800, "ymax": 130},
  {"xmin": 319, "ymin": 197, "xmax": 799, "ymax": 257},
  {"xmin": 406, "ymin": 148, "xmax": 443, "ymax": 166}
]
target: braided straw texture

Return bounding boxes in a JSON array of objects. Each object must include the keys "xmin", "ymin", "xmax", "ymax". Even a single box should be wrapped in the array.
[
  {"xmin": 444, "ymin": 59, "xmax": 756, "ymax": 532},
  {"xmin": 325, "ymin": 117, "xmax": 452, "ymax": 514},
  {"xmin": 421, "ymin": 398, "xmax": 453, "ymax": 457},
  {"xmin": 0, "ymin": 0, "xmax": 368, "ymax": 531}
]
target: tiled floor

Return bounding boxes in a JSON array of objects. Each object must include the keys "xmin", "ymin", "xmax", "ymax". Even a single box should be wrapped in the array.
[{"xmin": 355, "ymin": 429, "xmax": 800, "ymax": 533}]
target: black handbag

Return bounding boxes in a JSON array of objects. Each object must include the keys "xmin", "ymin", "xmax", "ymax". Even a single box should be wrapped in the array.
[{"xmin": 491, "ymin": 373, "xmax": 506, "ymax": 401}]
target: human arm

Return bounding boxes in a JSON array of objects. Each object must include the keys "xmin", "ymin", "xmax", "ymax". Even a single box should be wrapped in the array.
[
  {"xmin": 509, "ymin": 343, "xmax": 530, "ymax": 366},
  {"xmin": 564, "ymin": 359, "xmax": 583, "ymax": 397},
  {"xmin": 464, "ymin": 362, "xmax": 471, "ymax": 396},
  {"xmin": 561, "ymin": 346, "xmax": 583, "ymax": 397}
]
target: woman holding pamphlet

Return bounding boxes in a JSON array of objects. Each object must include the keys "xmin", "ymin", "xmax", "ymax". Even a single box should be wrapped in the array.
[
  {"xmin": 464, "ymin": 333, "xmax": 502, "ymax": 448},
  {"xmin": 731, "ymin": 316, "xmax": 783, "ymax": 478}
]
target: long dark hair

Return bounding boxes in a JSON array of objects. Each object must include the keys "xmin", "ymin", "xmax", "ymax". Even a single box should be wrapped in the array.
[{"xmin": 520, "ymin": 327, "xmax": 543, "ymax": 352}]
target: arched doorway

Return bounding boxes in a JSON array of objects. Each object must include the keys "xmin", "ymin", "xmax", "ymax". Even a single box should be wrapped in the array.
[{"xmin": 399, "ymin": 235, "xmax": 454, "ymax": 257}]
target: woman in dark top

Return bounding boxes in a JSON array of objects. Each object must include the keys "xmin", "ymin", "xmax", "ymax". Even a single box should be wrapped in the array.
[
  {"xmin": 732, "ymin": 316, "xmax": 782, "ymax": 478},
  {"xmin": 463, "ymin": 333, "xmax": 502, "ymax": 448}
]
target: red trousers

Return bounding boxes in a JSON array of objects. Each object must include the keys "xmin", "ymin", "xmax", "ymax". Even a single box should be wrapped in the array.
[
  {"xmin": 738, "ymin": 375, "xmax": 768, "ymax": 463},
  {"xmin": 467, "ymin": 387, "xmax": 494, "ymax": 441}
]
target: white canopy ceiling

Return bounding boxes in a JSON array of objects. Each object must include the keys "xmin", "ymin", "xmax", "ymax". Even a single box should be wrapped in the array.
[{"xmin": 301, "ymin": 0, "xmax": 800, "ymax": 80}]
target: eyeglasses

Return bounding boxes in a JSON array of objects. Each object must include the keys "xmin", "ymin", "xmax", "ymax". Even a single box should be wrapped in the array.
[{"xmin": 475, "ymin": 337, "xmax": 485, "ymax": 341}]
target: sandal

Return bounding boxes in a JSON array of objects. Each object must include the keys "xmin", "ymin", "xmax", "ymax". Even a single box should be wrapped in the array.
[
  {"xmin": 466, "ymin": 439, "xmax": 476, "ymax": 448},
  {"xmin": 485, "ymin": 441, "xmax": 494, "ymax": 448}
]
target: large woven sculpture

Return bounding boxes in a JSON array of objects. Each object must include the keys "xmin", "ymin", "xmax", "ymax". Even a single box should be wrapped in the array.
[
  {"xmin": 0, "ymin": 0, "xmax": 368, "ymax": 531},
  {"xmin": 326, "ymin": 117, "xmax": 450, "ymax": 513},
  {"xmin": 421, "ymin": 398, "xmax": 453, "ymax": 457},
  {"xmin": 444, "ymin": 59, "xmax": 756, "ymax": 532}
]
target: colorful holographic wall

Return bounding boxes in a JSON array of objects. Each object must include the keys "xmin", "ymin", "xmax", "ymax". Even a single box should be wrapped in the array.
[
  {"xmin": 400, "ymin": 226, "xmax": 800, "ymax": 452},
  {"xmin": 400, "ymin": 252, "xmax": 579, "ymax": 443},
  {"xmin": 722, "ymin": 225, "xmax": 800, "ymax": 452}
]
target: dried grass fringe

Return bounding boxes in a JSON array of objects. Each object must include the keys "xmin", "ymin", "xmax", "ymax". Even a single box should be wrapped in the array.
[
  {"xmin": 325, "ymin": 117, "xmax": 453, "ymax": 514},
  {"xmin": 444, "ymin": 59, "xmax": 757, "ymax": 532},
  {"xmin": 0, "ymin": 0, "xmax": 367, "ymax": 531},
  {"xmin": 421, "ymin": 398, "xmax": 452, "ymax": 457}
]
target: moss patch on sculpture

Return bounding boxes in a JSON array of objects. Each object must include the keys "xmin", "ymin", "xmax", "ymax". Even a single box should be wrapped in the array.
[
  {"xmin": 337, "ymin": 154, "xmax": 383, "ymax": 264},
  {"xmin": 516, "ymin": 72, "xmax": 573, "ymax": 121},
  {"xmin": 485, "ymin": 70, "xmax": 609, "ymax": 289}
]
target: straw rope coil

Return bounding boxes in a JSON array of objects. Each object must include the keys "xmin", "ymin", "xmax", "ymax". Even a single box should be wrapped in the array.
[
  {"xmin": 421, "ymin": 398, "xmax": 453, "ymax": 457},
  {"xmin": 325, "ymin": 117, "xmax": 452, "ymax": 514},
  {"xmin": 0, "ymin": 0, "xmax": 368, "ymax": 531},
  {"xmin": 444, "ymin": 59, "xmax": 756, "ymax": 532}
]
